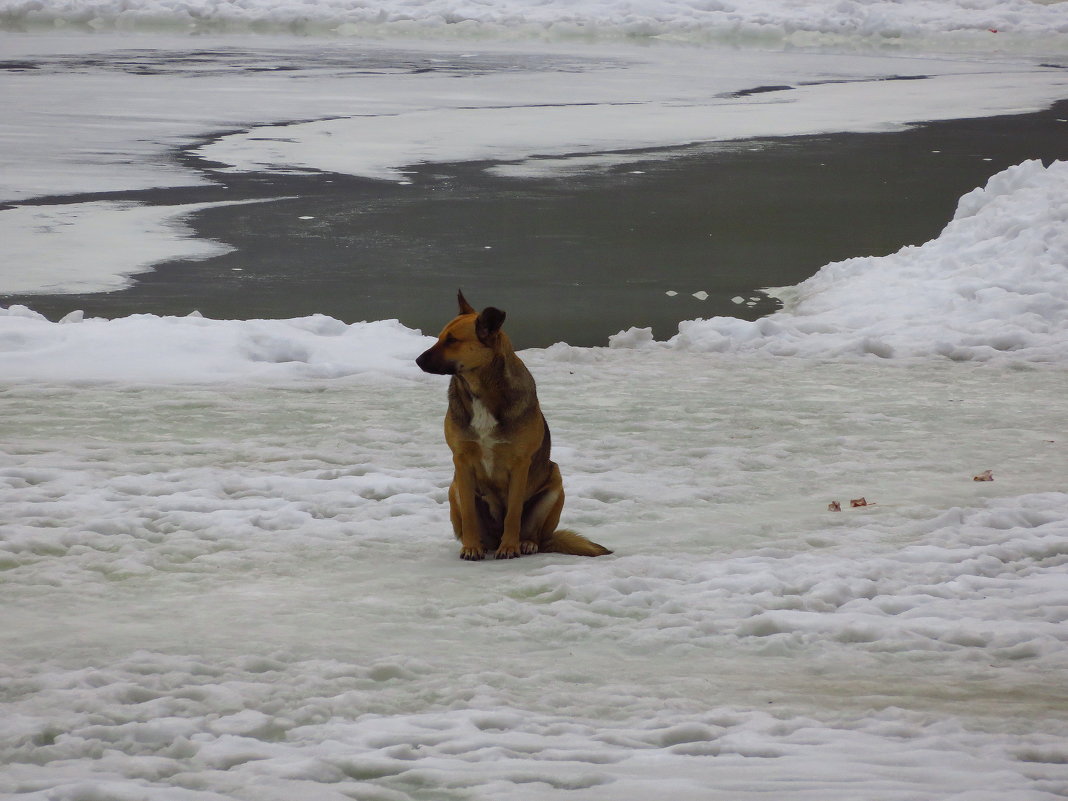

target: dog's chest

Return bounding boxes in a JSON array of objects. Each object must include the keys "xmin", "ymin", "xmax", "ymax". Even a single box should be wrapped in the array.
[{"xmin": 469, "ymin": 398, "xmax": 502, "ymax": 475}]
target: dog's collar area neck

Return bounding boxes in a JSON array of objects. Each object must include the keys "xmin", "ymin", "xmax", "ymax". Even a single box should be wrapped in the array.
[
  {"xmin": 456, "ymin": 372, "xmax": 480, "ymax": 398},
  {"xmin": 458, "ymin": 374, "xmax": 501, "ymax": 409},
  {"xmin": 461, "ymin": 375, "xmax": 489, "ymax": 401},
  {"xmin": 454, "ymin": 353, "xmax": 508, "ymax": 399}
]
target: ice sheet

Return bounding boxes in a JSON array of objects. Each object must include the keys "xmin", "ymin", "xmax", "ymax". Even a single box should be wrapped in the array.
[
  {"xmin": 0, "ymin": 199, "xmax": 281, "ymax": 295},
  {"xmin": 195, "ymin": 69, "xmax": 1068, "ymax": 184},
  {"xmin": 2, "ymin": 32, "xmax": 1066, "ymax": 204}
]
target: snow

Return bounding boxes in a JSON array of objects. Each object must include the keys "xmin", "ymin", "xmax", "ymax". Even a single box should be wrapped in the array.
[
  {"xmin": 0, "ymin": 307, "xmax": 430, "ymax": 382},
  {"xmin": 2, "ymin": 350, "xmax": 1067, "ymax": 800},
  {"xmin": 3, "ymin": 0, "xmax": 1068, "ymax": 46},
  {"xmin": 3, "ymin": 1, "xmax": 1068, "ymax": 798}
]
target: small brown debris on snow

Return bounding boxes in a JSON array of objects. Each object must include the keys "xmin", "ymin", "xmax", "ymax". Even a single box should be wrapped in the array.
[
  {"xmin": 828, "ymin": 501, "xmax": 841, "ymax": 512},
  {"xmin": 973, "ymin": 470, "xmax": 994, "ymax": 482}
]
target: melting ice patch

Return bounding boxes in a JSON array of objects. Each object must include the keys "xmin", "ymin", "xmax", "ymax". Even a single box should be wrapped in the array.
[
  {"xmin": 612, "ymin": 159, "xmax": 1068, "ymax": 362},
  {"xmin": 0, "ymin": 199, "xmax": 279, "ymax": 295}
]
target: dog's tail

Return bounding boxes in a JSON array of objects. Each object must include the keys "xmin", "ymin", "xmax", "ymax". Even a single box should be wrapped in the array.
[{"xmin": 543, "ymin": 529, "xmax": 612, "ymax": 557}]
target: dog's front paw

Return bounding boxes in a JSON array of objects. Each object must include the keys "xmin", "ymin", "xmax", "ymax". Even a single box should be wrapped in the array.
[
  {"xmin": 460, "ymin": 546, "xmax": 485, "ymax": 561},
  {"xmin": 520, "ymin": 540, "xmax": 539, "ymax": 555},
  {"xmin": 495, "ymin": 544, "xmax": 521, "ymax": 559}
]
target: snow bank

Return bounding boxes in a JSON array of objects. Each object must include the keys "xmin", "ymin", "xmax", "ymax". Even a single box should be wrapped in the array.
[
  {"xmin": 3, "ymin": 0, "xmax": 1067, "ymax": 48},
  {"xmin": 0, "ymin": 306, "xmax": 434, "ymax": 383},
  {"xmin": 612, "ymin": 159, "xmax": 1068, "ymax": 363}
]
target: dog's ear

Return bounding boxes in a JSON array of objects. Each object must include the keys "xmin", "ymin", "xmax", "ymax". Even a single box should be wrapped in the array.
[
  {"xmin": 475, "ymin": 307, "xmax": 506, "ymax": 344},
  {"xmin": 457, "ymin": 289, "xmax": 476, "ymax": 316}
]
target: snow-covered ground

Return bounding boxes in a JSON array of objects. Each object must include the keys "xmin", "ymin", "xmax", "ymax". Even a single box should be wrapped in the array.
[
  {"xmin": 0, "ymin": 353, "xmax": 1066, "ymax": 801},
  {"xmin": 3, "ymin": 0, "xmax": 1068, "ymax": 798},
  {"xmin": 2, "ymin": 330, "xmax": 1068, "ymax": 801}
]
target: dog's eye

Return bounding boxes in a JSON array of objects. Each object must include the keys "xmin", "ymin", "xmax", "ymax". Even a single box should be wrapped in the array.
[{"xmin": 443, "ymin": 335, "xmax": 458, "ymax": 345}]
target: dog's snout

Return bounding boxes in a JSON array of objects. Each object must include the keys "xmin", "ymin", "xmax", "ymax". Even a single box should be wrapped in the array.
[
  {"xmin": 417, "ymin": 345, "xmax": 455, "ymax": 375},
  {"xmin": 416, "ymin": 347, "xmax": 438, "ymax": 374}
]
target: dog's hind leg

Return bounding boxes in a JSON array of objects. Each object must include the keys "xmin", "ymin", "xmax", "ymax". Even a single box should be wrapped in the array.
[
  {"xmin": 528, "ymin": 490, "xmax": 564, "ymax": 554},
  {"xmin": 525, "ymin": 464, "xmax": 612, "ymax": 557},
  {"xmin": 522, "ymin": 469, "xmax": 565, "ymax": 555}
]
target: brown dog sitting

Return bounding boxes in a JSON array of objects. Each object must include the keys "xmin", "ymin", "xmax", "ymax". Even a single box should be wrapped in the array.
[{"xmin": 416, "ymin": 291, "xmax": 612, "ymax": 560}]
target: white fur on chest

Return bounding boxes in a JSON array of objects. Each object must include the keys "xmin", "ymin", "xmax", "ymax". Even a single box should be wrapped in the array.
[{"xmin": 470, "ymin": 398, "xmax": 501, "ymax": 475}]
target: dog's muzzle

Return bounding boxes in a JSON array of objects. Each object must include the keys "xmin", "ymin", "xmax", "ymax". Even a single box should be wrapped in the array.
[{"xmin": 416, "ymin": 347, "xmax": 456, "ymax": 375}]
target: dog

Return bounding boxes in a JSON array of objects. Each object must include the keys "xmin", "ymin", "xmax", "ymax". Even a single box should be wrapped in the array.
[{"xmin": 416, "ymin": 291, "xmax": 611, "ymax": 560}]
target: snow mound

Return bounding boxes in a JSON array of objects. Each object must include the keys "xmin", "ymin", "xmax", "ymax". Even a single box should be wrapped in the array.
[
  {"xmin": 612, "ymin": 159, "xmax": 1068, "ymax": 363},
  {"xmin": 0, "ymin": 307, "xmax": 434, "ymax": 383}
]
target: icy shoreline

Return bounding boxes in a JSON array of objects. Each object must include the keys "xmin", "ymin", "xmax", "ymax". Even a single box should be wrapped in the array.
[{"xmin": 4, "ymin": 159, "xmax": 1067, "ymax": 374}]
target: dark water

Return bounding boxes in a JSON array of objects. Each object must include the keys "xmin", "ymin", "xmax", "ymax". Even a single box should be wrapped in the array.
[{"xmin": 6, "ymin": 99, "xmax": 1068, "ymax": 347}]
